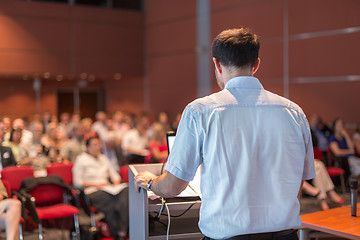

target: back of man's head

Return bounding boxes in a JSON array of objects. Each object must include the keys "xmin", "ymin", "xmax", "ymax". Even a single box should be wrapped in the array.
[{"xmin": 212, "ymin": 28, "xmax": 260, "ymax": 69}]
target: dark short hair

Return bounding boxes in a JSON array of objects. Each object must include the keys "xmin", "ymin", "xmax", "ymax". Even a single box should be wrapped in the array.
[
  {"xmin": 212, "ymin": 28, "xmax": 260, "ymax": 68},
  {"xmin": 85, "ymin": 135, "xmax": 99, "ymax": 147}
]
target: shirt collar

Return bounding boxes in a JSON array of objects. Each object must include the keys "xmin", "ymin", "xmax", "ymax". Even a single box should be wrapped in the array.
[{"xmin": 225, "ymin": 76, "xmax": 264, "ymax": 90}]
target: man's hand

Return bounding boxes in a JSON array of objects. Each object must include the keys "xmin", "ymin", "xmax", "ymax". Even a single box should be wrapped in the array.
[{"xmin": 134, "ymin": 171, "xmax": 157, "ymax": 192}]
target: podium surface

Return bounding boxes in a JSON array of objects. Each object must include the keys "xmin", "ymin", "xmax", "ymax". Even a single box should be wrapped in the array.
[{"xmin": 129, "ymin": 164, "xmax": 203, "ymax": 240}]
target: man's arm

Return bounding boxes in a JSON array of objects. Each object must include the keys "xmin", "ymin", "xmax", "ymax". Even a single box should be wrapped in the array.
[{"xmin": 134, "ymin": 171, "xmax": 189, "ymax": 198}]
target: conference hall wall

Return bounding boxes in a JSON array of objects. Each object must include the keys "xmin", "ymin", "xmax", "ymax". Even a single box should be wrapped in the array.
[
  {"xmin": 0, "ymin": 0, "xmax": 144, "ymax": 119},
  {"xmin": 145, "ymin": 0, "xmax": 360, "ymax": 128}
]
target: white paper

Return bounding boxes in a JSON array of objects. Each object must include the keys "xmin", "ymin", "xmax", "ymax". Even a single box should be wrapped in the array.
[{"xmin": 100, "ymin": 183, "xmax": 128, "ymax": 195}]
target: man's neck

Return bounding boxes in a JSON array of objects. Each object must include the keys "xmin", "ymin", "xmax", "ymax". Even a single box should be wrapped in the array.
[{"xmin": 222, "ymin": 67, "xmax": 254, "ymax": 86}]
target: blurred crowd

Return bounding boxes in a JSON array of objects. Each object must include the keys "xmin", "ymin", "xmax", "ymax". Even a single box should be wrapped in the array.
[{"xmin": 0, "ymin": 110, "xmax": 182, "ymax": 176}]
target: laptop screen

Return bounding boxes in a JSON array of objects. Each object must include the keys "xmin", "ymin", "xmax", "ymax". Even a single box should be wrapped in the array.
[
  {"xmin": 166, "ymin": 131, "xmax": 176, "ymax": 154},
  {"xmin": 165, "ymin": 131, "xmax": 202, "ymax": 198}
]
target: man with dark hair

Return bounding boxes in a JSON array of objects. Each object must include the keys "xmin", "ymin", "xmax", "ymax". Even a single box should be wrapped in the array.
[
  {"xmin": 73, "ymin": 136, "xmax": 129, "ymax": 240},
  {"xmin": 135, "ymin": 28, "xmax": 314, "ymax": 240}
]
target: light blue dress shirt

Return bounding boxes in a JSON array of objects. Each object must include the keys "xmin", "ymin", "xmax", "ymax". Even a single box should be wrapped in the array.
[{"xmin": 165, "ymin": 76, "xmax": 315, "ymax": 239}]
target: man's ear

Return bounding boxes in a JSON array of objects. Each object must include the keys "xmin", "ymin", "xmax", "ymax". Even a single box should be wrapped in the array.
[
  {"xmin": 252, "ymin": 58, "xmax": 260, "ymax": 75},
  {"xmin": 213, "ymin": 57, "xmax": 222, "ymax": 74}
]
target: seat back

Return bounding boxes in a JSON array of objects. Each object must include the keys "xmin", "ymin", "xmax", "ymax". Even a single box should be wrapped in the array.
[
  {"xmin": 46, "ymin": 162, "xmax": 74, "ymax": 185},
  {"xmin": 1, "ymin": 166, "xmax": 34, "ymax": 192},
  {"xmin": 29, "ymin": 184, "xmax": 64, "ymax": 205},
  {"xmin": 120, "ymin": 165, "xmax": 129, "ymax": 183},
  {"xmin": 313, "ymin": 146, "xmax": 324, "ymax": 160}
]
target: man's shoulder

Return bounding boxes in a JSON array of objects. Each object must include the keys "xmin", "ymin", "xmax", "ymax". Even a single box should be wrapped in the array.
[
  {"xmin": 261, "ymin": 89, "xmax": 304, "ymax": 113},
  {"xmin": 186, "ymin": 91, "xmax": 225, "ymax": 113}
]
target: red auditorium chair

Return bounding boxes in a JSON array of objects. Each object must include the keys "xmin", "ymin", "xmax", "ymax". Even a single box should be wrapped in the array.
[
  {"xmin": 46, "ymin": 162, "xmax": 74, "ymax": 185},
  {"xmin": 119, "ymin": 165, "xmax": 129, "ymax": 183},
  {"xmin": 1, "ymin": 166, "xmax": 34, "ymax": 193},
  {"xmin": 19, "ymin": 175, "xmax": 80, "ymax": 240}
]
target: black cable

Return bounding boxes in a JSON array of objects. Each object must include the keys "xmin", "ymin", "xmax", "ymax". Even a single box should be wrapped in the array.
[{"xmin": 160, "ymin": 201, "xmax": 198, "ymax": 218}]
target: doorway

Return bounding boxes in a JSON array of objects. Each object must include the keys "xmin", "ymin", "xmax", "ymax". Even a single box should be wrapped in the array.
[{"xmin": 57, "ymin": 89, "xmax": 105, "ymax": 119}]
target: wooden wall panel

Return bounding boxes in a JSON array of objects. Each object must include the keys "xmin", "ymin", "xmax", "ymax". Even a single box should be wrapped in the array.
[
  {"xmin": 290, "ymin": 32, "xmax": 360, "ymax": 77},
  {"xmin": 289, "ymin": 0, "xmax": 360, "ymax": 34}
]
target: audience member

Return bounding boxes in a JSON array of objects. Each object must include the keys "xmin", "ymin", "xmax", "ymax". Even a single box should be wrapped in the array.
[
  {"xmin": 11, "ymin": 118, "xmax": 33, "ymax": 145},
  {"xmin": 148, "ymin": 123, "xmax": 168, "ymax": 163},
  {"xmin": 302, "ymin": 158, "xmax": 344, "ymax": 211},
  {"xmin": 92, "ymin": 111, "xmax": 109, "ymax": 142},
  {"xmin": 1, "ymin": 117, "xmax": 11, "ymax": 142},
  {"xmin": 0, "ymin": 180, "xmax": 21, "ymax": 240},
  {"xmin": 102, "ymin": 131, "xmax": 122, "ymax": 170},
  {"xmin": 60, "ymin": 123, "xmax": 85, "ymax": 163},
  {"xmin": 41, "ymin": 111, "xmax": 52, "ymax": 134},
  {"xmin": 112, "ymin": 112, "xmax": 131, "ymax": 146},
  {"xmin": 310, "ymin": 114, "xmax": 331, "ymax": 155},
  {"xmin": 2, "ymin": 128, "xmax": 22, "ymax": 162},
  {"xmin": 58, "ymin": 112, "xmax": 71, "ymax": 141},
  {"xmin": 121, "ymin": 115, "xmax": 150, "ymax": 164},
  {"xmin": 72, "ymin": 136, "xmax": 129, "ymax": 240},
  {"xmin": 41, "ymin": 122, "xmax": 62, "ymax": 163},
  {"xmin": 329, "ymin": 118, "xmax": 360, "ymax": 181},
  {"xmin": 156, "ymin": 112, "xmax": 171, "ymax": 132},
  {"xmin": 81, "ymin": 118, "xmax": 95, "ymax": 138},
  {"xmin": 18, "ymin": 122, "xmax": 51, "ymax": 177}
]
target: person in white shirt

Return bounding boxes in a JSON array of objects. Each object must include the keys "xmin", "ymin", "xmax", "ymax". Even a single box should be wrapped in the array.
[
  {"xmin": 73, "ymin": 136, "xmax": 128, "ymax": 240},
  {"xmin": 121, "ymin": 115, "xmax": 150, "ymax": 164},
  {"xmin": 91, "ymin": 111, "xmax": 109, "ymax": 142},
  {"xmin": 135, "ymin": 28, "xmax": 315, "ymax": 240}
]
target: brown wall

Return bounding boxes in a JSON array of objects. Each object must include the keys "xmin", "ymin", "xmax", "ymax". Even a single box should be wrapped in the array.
[
  {"xmin": 145, "ymin": 0, "xmax": 360, "ymax": 126},
  {"xmin": 144, "ymin": 0, "xmax": 198, "ymax": 121},
  {"xmin": 0, "ymin": 0, "xmax": 144, "ymax": 118}
]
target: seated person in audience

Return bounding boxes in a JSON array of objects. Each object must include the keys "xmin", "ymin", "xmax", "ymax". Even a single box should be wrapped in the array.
[
  {"xmin": 353, "ymin": 121, "xmax": 360, "ymax": 158},
  {"xmin": 12, "ymin": 118, "xmax": 33, "ymax": 145},
  {"xmin": 310, "ymin": 114, "xmax": 331, "ymax": 158},
  {"xmin": 148, "ymin": 123, "xmax": 168, "ymax": 163},
  {"xmin": 112, "ymin": 111, "xmax": 131, "ymax": 146},
  {"xmin": 0, "ymin": 127, "xmax": 17, "ymax": 169},
  {"xmin": 0, "ymin": 180, "xmax": 21, "ymax": 240},
  {"xmin": 3, "ymin": 128, "xmax": 22, "ymax": 162},
  {"xmin": 302, "ymin": 158, "xmax": 344, "ymax": 211},
  {"xmin": 60, "ymin": 123, "xmax": 85, "ymax": 163},
  {"xmin": 1, "ymin": 117, "xmax": 12, "ymax": 142},
  {"xmin": 121, "ymin": 115, "xmax": 150, "ymax": 164},
  {"xmin": 155, "ymin": 112, "xmax": 171, "ymax": 132},
  {"xmin": 73, "ymin": 136, "xmax": 128, "ymax": 240},
  {"xmin": 81, "ymin": 118, "xmax": 97, "ymax": 138},
  {"xmin": 41, "ymin": 122, "xmax": 63, "ymax": 163},
  {"xmin": 329, "ymin": 118, "xmax": 360, "ymax": 181},
  {"xmin": 57, "ymin": 112, "xmax": 71, "ymax": 141},
  {"xmin": 102, "ymin": 131, "xmax": 123, "ymax": 170},
  {"xmin": 92, "ymin": 111, "xmax": 109, "ymax": 142},
  {"xmin": 18, "ymin": 122, "xmax": 51, "ymax": 177}
]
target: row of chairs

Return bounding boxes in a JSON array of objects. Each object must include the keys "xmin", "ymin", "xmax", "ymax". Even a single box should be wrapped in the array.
[{"xmin": 0, "ymin": 163, "xmax": 130, "ymax": 240}]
